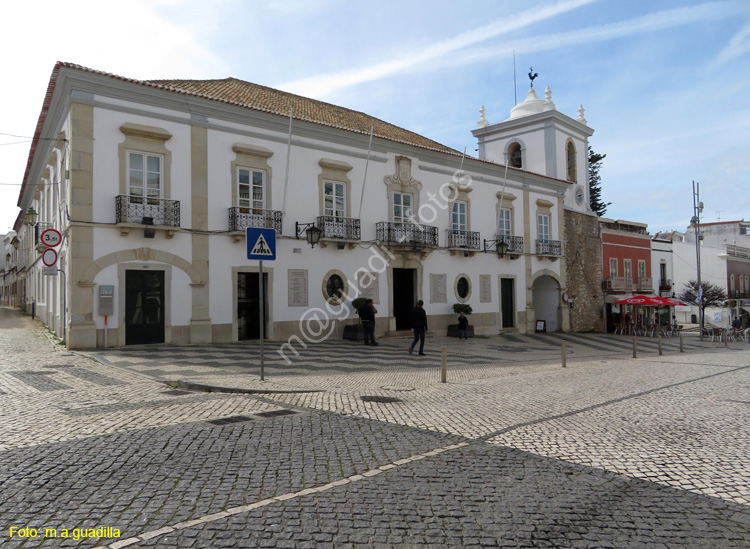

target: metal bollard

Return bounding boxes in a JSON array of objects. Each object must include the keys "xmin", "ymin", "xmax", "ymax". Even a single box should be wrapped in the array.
[
  {"xmin": 633, "ymin": 336, "xmax": 637, "ymax": 358},
  {"xmin": 680, "ymin": 332, "xmax": 684, "ymax": 353},
  {"xmin": 562, "ymin": 340, "xmax": 567, "ymax": 368},
  {"xmin": 441, "ymin": 346, "xmax": 447, "ymax": 383},
  {"xmin": 725, "ymin": 331, "xmax": 728, "ymax": 347},
  {"xmin": 658, "ymin": 334, "xmax": 663, "ymax": 356}
]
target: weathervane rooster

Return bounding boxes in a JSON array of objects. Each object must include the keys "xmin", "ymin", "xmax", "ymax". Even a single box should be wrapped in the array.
[{"xmin": 528, "ymin": 67, "xmax": 539, "ymax": 88}]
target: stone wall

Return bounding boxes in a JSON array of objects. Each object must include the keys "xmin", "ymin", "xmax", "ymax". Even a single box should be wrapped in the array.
[{"xmin": 564, "ymin": 209, "xmax": 605, "ymax": 332}]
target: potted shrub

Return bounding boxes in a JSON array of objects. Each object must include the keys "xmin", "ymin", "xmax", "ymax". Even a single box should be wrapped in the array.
[
  {"xmin": 448, "ymin": 303, "xmax": 474, "ymax": 337},
  {"xmin": 343, "ymin": 297, "xmax": 369, "ymax": 340}
]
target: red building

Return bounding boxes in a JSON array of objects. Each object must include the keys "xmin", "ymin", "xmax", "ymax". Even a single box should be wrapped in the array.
[{"xmin": 600, "ymin": 218, "xmax": 653, "ymax": 331}]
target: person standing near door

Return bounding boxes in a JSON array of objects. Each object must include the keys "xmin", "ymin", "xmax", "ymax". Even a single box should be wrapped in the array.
[
  {"xmin": 359, "ymin": 298, "xmax": 378, "ymax": 346},
  {"xmin": 408, "ymin": 299, "xmax": 428, "ymax": 356}
]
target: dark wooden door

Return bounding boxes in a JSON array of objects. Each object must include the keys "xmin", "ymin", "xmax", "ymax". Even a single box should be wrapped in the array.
[
  {"xmin": 238, "ymin": 272, "xmax": 267, "ymax": 340},
  {"xmin": 125, "ymin": 270, "xmax": 165, "ymax": 345},
  {"xmin": 501, "ymin": 278, "xmax": 515, "ymax": 328},
  {"xmin": 393, "ymin": 268, "xmax": 415, "ymax": 330}
]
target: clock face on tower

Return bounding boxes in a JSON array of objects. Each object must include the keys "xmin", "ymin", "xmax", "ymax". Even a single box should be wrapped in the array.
[{"xmin": 574, "ymin": 185, "xmax": 584, "ymax": 206}]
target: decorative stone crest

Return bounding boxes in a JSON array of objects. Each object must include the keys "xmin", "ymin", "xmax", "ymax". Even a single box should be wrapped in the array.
[{"xmin": 384, "ymin": 156, "xmax": 421, "ymax": 191}]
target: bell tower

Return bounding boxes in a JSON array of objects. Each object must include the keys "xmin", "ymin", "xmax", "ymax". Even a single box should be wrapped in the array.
[{"xmin": 471, "ymin": 85, "xmax": 595, "ymax": 213}]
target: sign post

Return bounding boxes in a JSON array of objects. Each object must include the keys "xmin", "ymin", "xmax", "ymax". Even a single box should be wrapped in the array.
[{"xmin": 246, "ymin": 228, "xmax": 276, "ymax": 381}]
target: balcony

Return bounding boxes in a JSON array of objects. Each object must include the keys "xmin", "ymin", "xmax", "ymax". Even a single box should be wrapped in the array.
[
  {"xmin": 636, "ymin": 277, "xmax": 653, "ymax": 292},
  {"xmin": 447, "ymin": 229, "xmax": 480, "ymax": 250},
  {"xmin": 602, "ymin": 276, "xmax": 633, "ymax": 292},
  {"xmin": 658, "ymin": 278, "xmax": 672, "ymax": 291},
  {"xmin": 34, "ymin": 222, "xmax": 53, "ymax": 251},
  {"xmin": 484, "ymin": 235, "xmax": 524, "ymax": 258},
  {"xmin": 116, "ymin": 195, "xmax": 180, "ymax": 237},
  {"xmin": 376, "ymin": 222, "xmax": 439, "ymax": 247},
  {"xmin": 535, "ymin": 239, "xmax": 561, "ymax": 257},
  {"xmin": 229, "ymin": 207, "xmax": 282, "ymax": 234},
  {"xmin": 316, "ymin": 216, "xmax": 361, "ymax": 241}
]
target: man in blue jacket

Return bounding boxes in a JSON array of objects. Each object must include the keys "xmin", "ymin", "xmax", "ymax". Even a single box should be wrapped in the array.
[{"xmin": 408, "ymin": 300, "xmax": 428, "ymax": 356}]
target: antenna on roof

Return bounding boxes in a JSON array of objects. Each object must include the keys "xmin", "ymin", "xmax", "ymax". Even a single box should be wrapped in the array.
[
  {"xmin": 716, "ymin": 210, "xmax": 724, "ymax": 221},
  {"xmin": 513, "ymin": 50, "xmax": 517, "ymax": 105}
]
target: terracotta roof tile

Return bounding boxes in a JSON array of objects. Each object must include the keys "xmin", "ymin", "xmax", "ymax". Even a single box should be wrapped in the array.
[{"xmin": 147, "ymin": 77, "xmax": 460, "ymax": 155}]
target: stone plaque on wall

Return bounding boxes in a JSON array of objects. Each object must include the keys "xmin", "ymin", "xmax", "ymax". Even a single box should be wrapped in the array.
[
  {"xmin": 430, "ymin": 273, "xmax": 447, "ymax": 303},
  {"xmin": 288, "ymin": 269, "xmax": 308, "ymax": 307},
  {"xmin": 480, "ymin": 274, "xmax": 491, "ymax": 303},
  {"xmin": 357, "ymin": 270, "xmax": 379, "ymax": 303}
]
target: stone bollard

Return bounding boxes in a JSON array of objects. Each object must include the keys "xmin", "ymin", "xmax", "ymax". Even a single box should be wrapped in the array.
[
  {"xmin": 562, "ymin": 340, "xmax": 567, "ymax": 368},
  {"xmin": 441, "ymin": 346, "xmax": 447, "ymax": 383}
]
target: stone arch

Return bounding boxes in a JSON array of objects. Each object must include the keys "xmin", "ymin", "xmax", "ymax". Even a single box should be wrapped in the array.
[
  {"xmin": 78, "ymin": 248, "xmax": 203, "ymax": 287},
  {"xmin": 531, "ymin": 270, "xmax": 562, "ymax": 332},
  {"xmin": 504, "ymin": 138, "xmax": 526, "ymax": 169}
]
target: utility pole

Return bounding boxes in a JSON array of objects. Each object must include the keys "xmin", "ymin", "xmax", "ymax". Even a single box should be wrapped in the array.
[{"xmin": 692, "ymin": 181, "xmax": 704, "ymax": 340}]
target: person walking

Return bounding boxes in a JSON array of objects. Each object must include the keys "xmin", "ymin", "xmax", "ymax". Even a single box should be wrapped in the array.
[
  {"xmin": 408, "ymin": 299, "xmax": 428, "ymax": 356},
  {"xmin": 359, "ymin": 298, "xmax": 378, "ymax": 346},
  {"xmin": 457, "ymin": 311, "xmax": 469, "ymax": 339}
]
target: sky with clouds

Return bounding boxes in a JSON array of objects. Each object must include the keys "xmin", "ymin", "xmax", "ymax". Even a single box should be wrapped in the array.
[{"xmin": 1, "ymin": 0, "xmax": 749, "ymax": 235}]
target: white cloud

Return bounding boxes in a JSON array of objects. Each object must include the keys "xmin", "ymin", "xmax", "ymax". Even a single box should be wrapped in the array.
[
  {"xmin": 713, "ymin": 22, "xmax": 750, "ymax": 65},
  {"xmin": 0, "ymin": 0, "xmax": 226, "ymax": 230},
  {"xmin": 277, "ymin": 0, "xmax": 597, "ymax": 97}
]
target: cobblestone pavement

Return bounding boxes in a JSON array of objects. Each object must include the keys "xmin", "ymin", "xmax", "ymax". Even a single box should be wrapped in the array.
[{"xmin": 1, "ymin": 306, "xmax": 749, "ymax": 547}]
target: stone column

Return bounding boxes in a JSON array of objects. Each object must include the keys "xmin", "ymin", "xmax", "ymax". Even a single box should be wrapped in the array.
[
  {"xmin": 68, "ymin": 103, "xmax": 97, "ymax": 349},
  {"xmin": 189, "ymin": 124, "xmax": 212, "ymax": 343}
]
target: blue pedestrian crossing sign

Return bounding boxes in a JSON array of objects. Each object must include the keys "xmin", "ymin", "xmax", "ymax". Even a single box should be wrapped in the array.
[{"xmin": 246, "ymin": 228, "xmax": 276, "ymax": 260}]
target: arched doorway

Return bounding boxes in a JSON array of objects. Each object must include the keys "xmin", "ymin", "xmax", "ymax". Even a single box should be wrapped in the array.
[{"xmin": 532, "ymin": 275, "xmax": 560, "ymax": 332}]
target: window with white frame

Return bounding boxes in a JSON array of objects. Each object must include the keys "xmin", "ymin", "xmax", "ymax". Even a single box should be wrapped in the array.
[
  {"xmin": 624, "ymin": 259, "xmax": 632, "ymax": 280},
  {"xmin": 393, "ymin": 192, "xmax": 413, "ymax": 223},
  {"xmin": 746, "ymin": 276, "xmax": 749, "ymax": 294},
  {"xmin": 610, "ymin": 258, "xmax": 618, "ymax": 278},
  {"xmin": 731, "ymin": 274, "xmax": 736, "ymax": 292},
  {"xmin": 638, "ymin": 260, "xmax": 646, "ymax": 280},
  {"xmin": 128, "ymin": 152, "xmax": 162, "ymax": 203},
  {"xmin": 238, "ymin": 168, "xmax": 265, "ymax": 210},
  {"xmin": 452, "ymin": 201, "xmax": 467, "ymax": 231},
  {"xmin": 498, "ymin": 208, "xmax": 512, "ymax": 237},
  {"xmin": 741, "ymin": 275, "xmax": 745, "ymax": 295},
  {"xmin": 537, "ymin": 214, "xmax": 550, "ymax": 241},
  {"xmin": 324, "ymin": 181, "xmax": 346, "ymax": 219}
]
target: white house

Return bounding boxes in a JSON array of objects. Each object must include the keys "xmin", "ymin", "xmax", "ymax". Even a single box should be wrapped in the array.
[{"xmin": 12, "ymin": 62, "xmax": 594, "ymax": 349}]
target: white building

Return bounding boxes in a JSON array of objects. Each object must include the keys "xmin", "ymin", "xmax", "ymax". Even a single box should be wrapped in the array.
[{"xmin": 13, "ymin": 62, "xmax": 594, "ymax": 349}]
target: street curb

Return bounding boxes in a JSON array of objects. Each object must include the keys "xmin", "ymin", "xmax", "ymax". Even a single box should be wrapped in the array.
[{"xmin": 172, "ymin": 379, "xmax": 323, "ymax": 395}]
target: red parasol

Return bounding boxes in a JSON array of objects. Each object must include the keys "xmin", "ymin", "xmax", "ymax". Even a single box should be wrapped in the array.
[{"xmin": 614, "ymin": 295, "xmax": 665, "ymax": 306}]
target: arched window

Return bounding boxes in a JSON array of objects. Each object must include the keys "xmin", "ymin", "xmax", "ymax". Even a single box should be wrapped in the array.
[
  {"xmin": 566, "ymin": 141, "xmax": 577, "ymax": 182},
  {"xmin": 508, "ymin": 142, "xmax": 522, "ymax": 168}
]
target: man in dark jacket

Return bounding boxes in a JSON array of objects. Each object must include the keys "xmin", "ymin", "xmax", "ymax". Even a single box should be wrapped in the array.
[
  {"xmin": 359, "ymin": 298, "xmax": 378, "ymax": 345},
  {"xmin": 409, "ymin": 300, "xmax": 428, "ymax": 355}
]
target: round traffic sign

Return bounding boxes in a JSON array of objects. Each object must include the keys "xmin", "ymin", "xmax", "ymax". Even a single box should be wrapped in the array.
[
  {"xmin": 40, "ymin": 228, "xmax": 62, "ymax": 247},
  {"xmin": 42, "ymin": 248, "xmax": 58, "ymax": 267}
]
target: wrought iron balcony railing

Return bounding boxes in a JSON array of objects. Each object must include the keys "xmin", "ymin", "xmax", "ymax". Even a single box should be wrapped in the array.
[
  {"xmin": 535, "ymin": 239, "xmax": 561, "ymax": 256},
  {"xmin": 34, "ymin": 222, "xmax": 52, "ymax": 246},
  {"xmin": 229, "ymin": 207, "xmax": 282, "ymax": 233},
  {"xmin": 316, "ymin": 216, "xmax": 360, "ymax": 240},
  {"xmin": 447, "ymin": 229, "xmax": 480, "ymax": 250},
  {"xmin": 659, "ymin": 278, "xmax": 672, "ymax": 290},
  {"xmin": 637, "ymin": 277, "xmax": 653, "ymax": 291},
  {"xmin": 116, "ymin": 195, "xmax": 180, "ymax": 227},
  {"xmin": 376, "ymin": 222, "xmax": 439, "ymax": 247},
  {"xmin": 483, "ymin": 235, "xmax": 524, "ymax": 255},
  {"xmin": 603, "ymin": 276, "xmax": 633, "ymax": 291}
]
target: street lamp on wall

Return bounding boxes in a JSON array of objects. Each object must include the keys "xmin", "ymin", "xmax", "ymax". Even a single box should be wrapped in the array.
[
  {"xmin": 11, "ymin": 237, "xmax": 19, "ymax": 250},
  {"xmin": 26, "ymin": 208, "xmax": 38, "ymax": 227},
  {"xmin": 497, "ymin": 239, "xmax": 509, "ymax": 258},
  {"xmin": 295, "ymin": 222, "xmax": 322, "ymax": 248}
]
